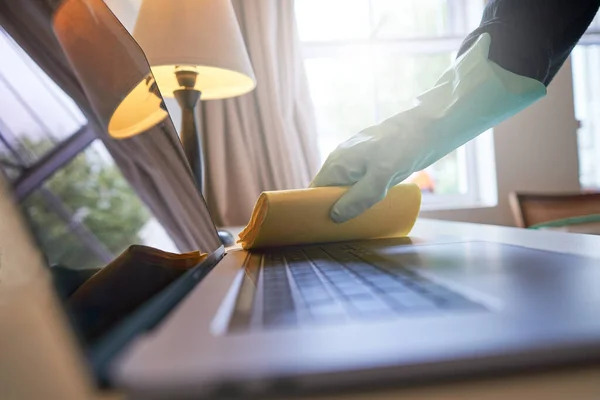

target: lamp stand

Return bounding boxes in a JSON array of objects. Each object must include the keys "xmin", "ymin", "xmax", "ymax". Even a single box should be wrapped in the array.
[
  {"xmin": 174, "ymin": 87, "xmax": 204, "ymax": 191},
  {"xmin": 173, "ymin": 70, "xmax": 235, "ymax": 247}
]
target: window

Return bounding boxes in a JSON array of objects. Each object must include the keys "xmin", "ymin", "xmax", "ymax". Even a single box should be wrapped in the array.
[
  {"xmin": 0, "ymin": 28, "xmax": 177, "ymax": 269},
  {"xmin": 296, "ymin": 0, "xmax": 496, "ymax": 206},
  {"xmin": 572, "ymin": 13, "xmax": 600, "ymax": 190}
]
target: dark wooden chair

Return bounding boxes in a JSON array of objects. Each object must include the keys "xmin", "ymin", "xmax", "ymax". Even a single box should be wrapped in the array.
[{"xmin": 509, "ymin": 192, "xmax": 600, "ymax": 228}]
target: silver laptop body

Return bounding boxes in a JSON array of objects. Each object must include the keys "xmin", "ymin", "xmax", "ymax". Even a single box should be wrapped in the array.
[{"xmin": 112, "ymin": 235, "xmax": 600, "ymax": 399}]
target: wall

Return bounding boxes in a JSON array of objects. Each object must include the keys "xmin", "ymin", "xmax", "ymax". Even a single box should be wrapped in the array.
[
  {"xmin": 104, "ymin": 0, "xmax": 141, "ymax": 32},
  {"xmin": 422, "ymin": 59, "xmax": 582, "ymax": 226}
]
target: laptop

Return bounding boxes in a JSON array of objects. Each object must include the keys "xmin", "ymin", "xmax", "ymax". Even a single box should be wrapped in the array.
[{"xmin": 2, "ymin": 2, "xmax": 600, "ymax": 399}]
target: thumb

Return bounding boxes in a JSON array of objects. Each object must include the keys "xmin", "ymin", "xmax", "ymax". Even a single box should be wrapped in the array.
[{"xmin": 330, "ymin": 173, "xmax": 391, "ymax": 223}]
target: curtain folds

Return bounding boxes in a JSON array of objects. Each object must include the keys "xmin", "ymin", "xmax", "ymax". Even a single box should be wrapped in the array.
[{"xmin": 200, "ymin": 0, "xmax": 320, "ymax": 226}]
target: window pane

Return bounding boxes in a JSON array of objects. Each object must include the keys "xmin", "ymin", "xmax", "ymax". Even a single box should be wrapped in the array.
[
  {"xmin": 372, "ymin": 0, "xmax": 449, "ymax": 38},
  {"xmin": 460, "ymin": 0, "xmax": 487, "ymax": 34},
  {"xmin": 304, "ymin": 55, "xmax": 377, "ymax": 157},
  {"xmin": 572, "ymin": 45, "xmax": 600, "ymax": 189},
  {"xmin": 0, "ymin": 29, "xmax": 87, "ymax": 166},
  {"xmin": 295, "ymin": 0, "xmax": 371, "ymax": 42},
  {"xmin": 20, "ymin": 141, "xmax": 178, "ymax": 270},
  {"xmin": 0, "ymin": 139, "xmax": 22, "ymax": 178},
  {"xmin": 374, "ymin": 52, "xmax": 453, "ymax": 119},
  {"xmin": 427, "ymin": 147, "xmax": 466, "ymax": 195},
  {"xmin": 22, "ymin": 189, "xmax": 107, "ymax": 270}
]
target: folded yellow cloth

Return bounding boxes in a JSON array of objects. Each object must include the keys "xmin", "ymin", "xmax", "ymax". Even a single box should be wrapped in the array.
[{"xmin": 238, "ymin": 184, "xmax": 421, "ymax": 249}]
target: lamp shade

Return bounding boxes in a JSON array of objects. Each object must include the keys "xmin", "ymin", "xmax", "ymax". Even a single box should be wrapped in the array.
[
  {"xmin": 53, "ymin": 0, "xmax": 168, "ymax": 139},
  {"xmin": 133, "ymin": 0, "xmax": 256, "ymax": 100}
]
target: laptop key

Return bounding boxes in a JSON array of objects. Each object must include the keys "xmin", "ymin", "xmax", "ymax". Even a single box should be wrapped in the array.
[
  {"xmin": 263, "ymin": 312, "xmax": 297, "ymax": 327},
  {"xmin": 437, "ymin": 295, "xmax": 485, "ymax": 311},
  {"xmin": 292, "ymin": 269, "xmax": 317, "ymax": 278},
  {"xmin": 364, "ymin": 275, "xmax": 401, "ymax": 286},
  {"xmin": 386, "ymin": 291, "xmax": 437, "ymax": 310},
  {"xmin": 337, "ymin": 285, "xmax": 371, "ymax": 297},
  {"xmin": 295, "ymin": 279, "xmax": 324, "ymax": 289},
  {"xmin": 263, "ymin": 287, "xmax": 292, "ymax": 296},
  {"xmin": 349, "ymin": 298, "xmax": 393, "ymax": 316},
  {"xmin": 309, "ymin": 304, "xmax": 346, "ymax": 320},
  {"xmin": 263, "ymin": 298, "xmax": 294, "ymax": 310},
  {"xmin": 300, "ymin": 288, "xmax": 331, "ymax": 301},
  {"xmin": 343, "ymin": 292, "xmax": 374, "ymax": 302}
]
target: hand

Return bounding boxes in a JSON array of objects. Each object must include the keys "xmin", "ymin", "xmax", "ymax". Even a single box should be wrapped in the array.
[{"xmin": 310, "ymin": 109, "xmax": 432, "ymax": 223}]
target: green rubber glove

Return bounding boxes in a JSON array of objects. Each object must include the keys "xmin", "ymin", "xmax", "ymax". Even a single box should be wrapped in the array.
[{"xmin": 310, "ymin": 33, "xmax": 547, "ymax": 223}]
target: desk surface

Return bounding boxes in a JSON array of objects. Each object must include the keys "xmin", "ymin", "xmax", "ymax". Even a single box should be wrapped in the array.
[
  {"xmin": 226, "ymin": 219, "xmax": 600, "ymax": 400},
  {"xmin": 411, "ymin": 218, "xmax": 600, "ymax": 258}
]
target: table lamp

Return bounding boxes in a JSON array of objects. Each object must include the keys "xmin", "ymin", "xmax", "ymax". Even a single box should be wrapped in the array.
[
  {"xmin": 133, "ymin": 0, "xmax": 256, "ymax": 193},
  {"xmin": 53, "ymin": 0, "xmax": 169, "ymax": 139}
]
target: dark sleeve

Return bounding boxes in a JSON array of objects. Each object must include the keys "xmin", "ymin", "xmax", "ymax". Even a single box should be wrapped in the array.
[{"xmin": 457, "ymin": 0, "xmax": 600, "ymax": 86}]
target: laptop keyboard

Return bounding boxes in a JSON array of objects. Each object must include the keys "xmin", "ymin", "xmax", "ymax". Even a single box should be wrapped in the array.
[{"xmin": 230, "ymin": 244, "xmax": 485, "ymax": 331}]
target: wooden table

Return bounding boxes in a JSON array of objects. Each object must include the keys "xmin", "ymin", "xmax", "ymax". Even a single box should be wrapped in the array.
[{"xmin": 225, "ymin": 219, "xmax": 600, "ymax": 400}]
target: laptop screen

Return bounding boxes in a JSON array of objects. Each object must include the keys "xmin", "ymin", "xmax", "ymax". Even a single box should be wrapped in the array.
[{"xmin": 0, "ymin": 0, "xmax": 221, "ymax": 365}]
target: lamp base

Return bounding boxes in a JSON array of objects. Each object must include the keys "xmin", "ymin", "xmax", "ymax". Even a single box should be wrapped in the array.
[{"xmin": 217, "ymin": 229, "xmax": 236, "ymax": 247}]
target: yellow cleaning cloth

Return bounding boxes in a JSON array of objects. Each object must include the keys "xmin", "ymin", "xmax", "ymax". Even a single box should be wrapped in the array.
[{"xmin": 238, "ymin": 184, "xmax": 421, "ymax": 250}]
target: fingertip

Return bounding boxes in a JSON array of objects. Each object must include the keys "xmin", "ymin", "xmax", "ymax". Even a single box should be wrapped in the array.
[
  {"xmin": 330, "ymin": 205, "xmax": 347, "ymax": 224},
  {"xmin": 330, "ymin": 200, "xmax": 365, "ymax": 224},
  {"xmin": 329, "ymin": 175, "xmax": 390, "ymax": 223}
]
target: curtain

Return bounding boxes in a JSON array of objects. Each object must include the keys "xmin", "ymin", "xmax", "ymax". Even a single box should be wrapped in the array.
[
  {"xmin": 200, "ymin": 0, "xmax": 320, "ymax": 226},
  {"xmin": 0, "ymin": 0, "xmax": 220, "ymax": 253}
]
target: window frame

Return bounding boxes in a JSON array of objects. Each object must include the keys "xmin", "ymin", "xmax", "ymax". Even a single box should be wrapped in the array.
[{"xmin": 572, "ymin": 13, "xmax": 600, "ymax": 190}]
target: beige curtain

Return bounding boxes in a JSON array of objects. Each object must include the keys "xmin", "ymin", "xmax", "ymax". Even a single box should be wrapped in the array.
[{"xmin": 200, "ymin": 0, "xmax": 320, "ymax": 226}]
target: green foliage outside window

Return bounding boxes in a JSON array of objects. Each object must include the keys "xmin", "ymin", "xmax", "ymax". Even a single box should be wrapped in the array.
[{"xmin": 14, "ymin": 138, "xmax": 150, "ymax": 270}]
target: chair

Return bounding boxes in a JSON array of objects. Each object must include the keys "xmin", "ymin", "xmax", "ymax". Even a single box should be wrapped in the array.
[{"xmin": 509, "ymin": 192, "xmax": 600, "ymax": 229}]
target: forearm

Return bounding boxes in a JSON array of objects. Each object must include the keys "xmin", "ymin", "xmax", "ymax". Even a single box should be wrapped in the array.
[{"xmin": 458, "ymin": 0, "xmax": 600, "ymax": 86}]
